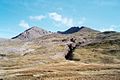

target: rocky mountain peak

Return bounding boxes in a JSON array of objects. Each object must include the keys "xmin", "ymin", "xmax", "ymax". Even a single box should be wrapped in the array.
[
  {"xmin": 57, "ymin": 26, "xmax": 80, "ymax": 34},
  {"xmin": 57, "ymin": 26, "xmax": 99, "ymax": 34},
  {"xmin": 12, "ymin": 26, "xmax": 51, "ymax": 40}
]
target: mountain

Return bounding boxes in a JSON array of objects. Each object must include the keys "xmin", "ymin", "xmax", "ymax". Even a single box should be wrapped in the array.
[
  {"xmin": 1, "ymin": 26, "xmax": 120, "ymax": 80},
  {"xmin": 12, "ymin": 26, "xmax": 51, "ymax": 40},
  {"xmin": 57, "ymin": 27, "xmax": 80, "ymax": 34},
  {"xmin": 57, "ymin": 26, "xmax": 99, "ymax": 34}
]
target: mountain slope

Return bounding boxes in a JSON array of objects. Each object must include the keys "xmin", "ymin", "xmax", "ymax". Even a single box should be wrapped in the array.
[
  {"xmin": 12, "ymin": 26, "xmax": 51, "ymax": 40},
  {"xmin": 68, "ymin": 31, "xmax": 120, "ymax": 63},
  {"xmin": 0, "ymin": 26, "xmax": 120, "ymax": 80}
]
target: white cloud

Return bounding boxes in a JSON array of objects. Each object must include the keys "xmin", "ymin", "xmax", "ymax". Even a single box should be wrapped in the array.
[
  {"xmin": 28, "ymin": 12, "xmax": 86, "ymax": 28},
  {"xmin": 19, "ymin": 20, "xmax": 30, "ymax": 29},
  {"xmin": 100, "ymin": 25, "xmax": 118, "ymax": 32},
  {"xmin": 29, "ymin": 15, "xmax": 46, "ymax": 21},
  {"xmin": 49, "ymin": 12, "xmax": 74, "ymax": 26},
  {"xmin": 49, "ymin": 12, "xmax": 62, "ymax": 21},
  {"xmin": 49, "ymin": 12, "xmax": 86, "ymax": 27}
]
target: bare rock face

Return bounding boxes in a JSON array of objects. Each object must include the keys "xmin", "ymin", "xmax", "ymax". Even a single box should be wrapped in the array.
[{"xmin": 12, "ymin": 26, "xmax": 51, "ymax": 40}]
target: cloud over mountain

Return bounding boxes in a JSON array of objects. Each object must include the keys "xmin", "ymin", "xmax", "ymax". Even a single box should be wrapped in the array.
[
  {"xmin": 49, "ymin": 12, "xmax": 74, "ymax": 26},
  {"xmin": 19, "ymin": 20, "xmax": 30, "ymax": 29}
]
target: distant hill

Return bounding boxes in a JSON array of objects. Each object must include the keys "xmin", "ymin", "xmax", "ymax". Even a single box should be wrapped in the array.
[
  {"xmin": 12, "ymin": 26, "xmax": 51, "ymax": 40},
  {"xmin": 57, "ymin": 26, "xmax": 99, "ymax": 34}
]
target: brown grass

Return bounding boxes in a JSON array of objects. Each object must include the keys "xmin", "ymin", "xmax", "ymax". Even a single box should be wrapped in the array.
[{"xmin": 1, "ymin": 61, "xmax": 120, "ymax": 80}]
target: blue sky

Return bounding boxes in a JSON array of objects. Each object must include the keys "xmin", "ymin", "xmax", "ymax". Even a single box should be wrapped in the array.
[{"xmin": 0, "ymin": 0, "xmax": 120, "ymax": 38}]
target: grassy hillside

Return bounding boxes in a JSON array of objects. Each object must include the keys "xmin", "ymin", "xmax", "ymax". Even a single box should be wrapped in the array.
[
  {"xmin": 72, "ymin": 32, "xmax": 120, "ymax": 63},
  {"xmin": 0, "ymin": 29, "xmax": 120, "ymax": 80}
]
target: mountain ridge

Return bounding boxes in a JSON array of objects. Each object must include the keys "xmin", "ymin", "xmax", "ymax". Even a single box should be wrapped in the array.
[{"xmin": 12, "ymin": 26, "xmax": 99, "ymax": 40}]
